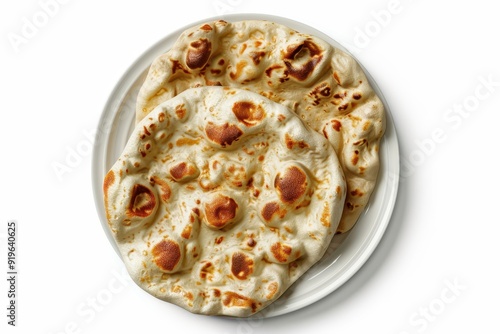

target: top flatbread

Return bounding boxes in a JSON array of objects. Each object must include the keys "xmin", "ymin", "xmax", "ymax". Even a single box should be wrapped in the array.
[
  {"xmin": 104, "ymin": 86, "xmax": 346, "ymax": 316},
  {"xmin": 136, "ymin": 20, "xmax": 385, "ymax": 233}
]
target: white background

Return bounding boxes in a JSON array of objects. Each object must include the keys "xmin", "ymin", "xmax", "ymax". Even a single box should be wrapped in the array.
[{"xmin": 1, "ymin": 0, "xmax": 499, "ymax": 333}]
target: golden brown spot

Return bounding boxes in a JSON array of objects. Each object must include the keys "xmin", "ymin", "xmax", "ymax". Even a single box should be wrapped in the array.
[
  {"xmin": 348, "ymin": 114, "xmax": 363, "ymax": 127},
  {"xmin": 321, "ymin": 202, "xmax": 331, "ymax": 227},
  {"xmin": 289, "ymin": 260, "xmax": 299, "ymax": 272},
  {"xmin": 175, "ymin": 104, "xmax": 186, "ymax": 119},
  {"xmin": 277, "ymin": 114, "xmax": 286, "ymax": 122},
  {"xmin": 213, "ymin": 289, "xmax": 221, "ymax": 297},
  {"xmin": 283, "ymin": 40, "xmax": 323, "ymax": 81},
  {"xmin": 206, "ymin": 79, "xmax": 222, "ymax": 86},
  {"xmin": 346, "ymin": 202, "xmax": 354, "ymax": 211},
  {"xmin": 353, "ymin": 93, "xmax": 362, "ymax": 100},
  {"xmin": 229, "ymin": 61, "xmax": 248, "ymax": 81},
  {"xmin": 250, "ymin": 51, "xmax": 266, "ymax": 65},
  {"xmin": 246, "ymin": 177, "xmax": 253, "ymax": 187},
  {"xmin": 239, "ymin": 43, "xmax": 247, "ymax": 55},
  {"xmin": 176, "ymin": 137, "xmax": 200, "ymax": 146},
  {"xmin": 320, "ymin": 86, "xmax": 331, "ymax": 96},
  {"xmin": 103, "ymin": 170, "xmax": 115, "ymax": 195},
  {"xmin": 332, "ymin": 120, "xmax": 342, "ymax": 132},
  {"xmin": 186, "ymin": 39, "xmax": 212, "ymax": 69},
  {"xmin": 232, "ymin": 101, "xmax": 265, "ymax": 127},
  {"xmin": 261, "ymin": 202, "xmax": 286, "ymax": 222},
  {"xmin": 181, "ymin": 224, "xmax": 192, "ymax": 239},
  {"xmin": 185, "ymin": 292, "xmax": 194, "ymax": 301},
  {"xmin": 158, "ymin": 112, "xmax": 166, "ymax": 122},
  {"xmin": 200, "ymin": 24, "xmax": 212, "ymax": 31},
  {"xmin": 284, "ymin": 133, "xmax": 309, "ymax": 149},
  {"xmin": 247, "ymin": 238, "xmax": 256, "ymax": 247},
  {"xmin": 284, "ymin": 39, "xmax": 321, "ymax": 58},
  {"xmin": 152, "ymin": 240, "xmax": 181, "ymax": 272},
  {"xmin": 258, "ymin": 155, "xmax": 264, "ymax": 162},
  {"xmin": 336, "ymin": 186, "xmax": 342, "ymax": 195},
  {"xmin": 333, "ymin": 72, "xmax": 341, "ymax": 85},
  {"xmin": 275, "ymin": 166, "xmax": 307, "ymax": 204},
  {"xmin": 350, "ymin": 189, "xmax": 364, "ymax": 197},
  {"xmin": 169, "ymin": 162, "xmax": 198, "ymax": 181},
  {"xmin": 242, "ymin": 147, "xmax": 254, "ymax": 155},
  {"xmin": 103, "ymin": 171, "xmax": 115, "ymax": 220},
  {"xmin": 204, "ymin": 195, "xmax": 238, "ymax": 229},
  {"xmin": 265, "ymin": 64, "xmax": 283, "ymax": 77},
  {"xmin": 171, "ymin": 59, "xmax": 190, "ymax": 74},
  {"xmin": 231, "ymin": 252, "xmax": 254, "ymax": 280},
  {"xmin": 308, "ymin": 232, "xmax": 318, "ymax": 240},
  {"xmin": 338, "ymin": 104, "xmax": 349, "ymax": 111},
  {"xmin": 215, "ymin": 236, "xmax": 224, "ymax": 244},
  {"xmin": 205, "ymin": 122, "xmax": 243, "ymax": 147},
  {"xmin": 127, "ymin": 184, "xmax": 156, "ymax": 217},
  {"xmin": 218, "ymin": 59, "xmax": 225, "ymax": 66},
  {"xmin": 271, "ymin": 242, "xmax": 292, "ymax": 263},
  {"xmin": 200, "ymin": 262, "xmax": 214, "ymax": 280},
  {"xmin": 352, "ymin": 151, "xmax": 359, "ymax": 165},
  {"xmin": 310, "ymin": 83, "xmax": 331, "ymax": 98},
  {"xmin": 266, "ymin": 282, "xmax": 279, "ymax": 300},
  {"xmin": 322, "ymin": 127, "xmax": 329, "ymax": 139},
  {"xmin": 150, "ymin": 176, "xmax": 171, "ymax": 202},
  {"xmin": 222, "ymin": 292, "xmax": 258, "ymax": 313}
]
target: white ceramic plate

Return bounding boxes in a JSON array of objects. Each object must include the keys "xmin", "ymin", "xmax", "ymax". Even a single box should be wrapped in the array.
[{"xmin": 92, "ymin": 13, "xmax": 399, "ymax": 318}]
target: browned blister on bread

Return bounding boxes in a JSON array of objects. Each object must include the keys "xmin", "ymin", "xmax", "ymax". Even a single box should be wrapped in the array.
[
  {"xmin": 136, "ymin": 20, "xmax": 385, "ymax": 233},
  {"xmin": 106, "ymin": 87, "xmax": 345, "ymax": 316}
]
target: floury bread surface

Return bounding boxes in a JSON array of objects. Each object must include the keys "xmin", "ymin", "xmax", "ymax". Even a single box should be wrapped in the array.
[
  {"xmin": 136, "ymin": 20, "xmax": 385, "ymax": 233},
  {"xmin": 104, "ymin": 87, "xmax": 346, "ymax": 316}
]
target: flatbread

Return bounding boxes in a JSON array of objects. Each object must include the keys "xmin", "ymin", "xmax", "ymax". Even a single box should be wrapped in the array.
[
  {"xmin": 104, "ymin": 87, "xmax": 345, "ymax": 316},
  {"xmin": 135, "ymin": 20, "xmax": 385, "ymax": 233}
]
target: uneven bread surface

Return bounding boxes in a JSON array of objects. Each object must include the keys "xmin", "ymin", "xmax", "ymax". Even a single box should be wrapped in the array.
[
  {"xmin": 136, "ymin": 20, "xmax": 385, "ymax": 233},
  {"xmin": 105, "ymin": 87, "xmax": 346, "ymax": 316}
]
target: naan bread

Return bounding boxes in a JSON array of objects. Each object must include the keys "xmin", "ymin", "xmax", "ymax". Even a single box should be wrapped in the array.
[
  {"xmin": 104, "ymin": 87, "xmax": 346, "ymax": 316},
  {"xmin": 135, "ymin": 20, "xmax": 385, "ymax": 233}
]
